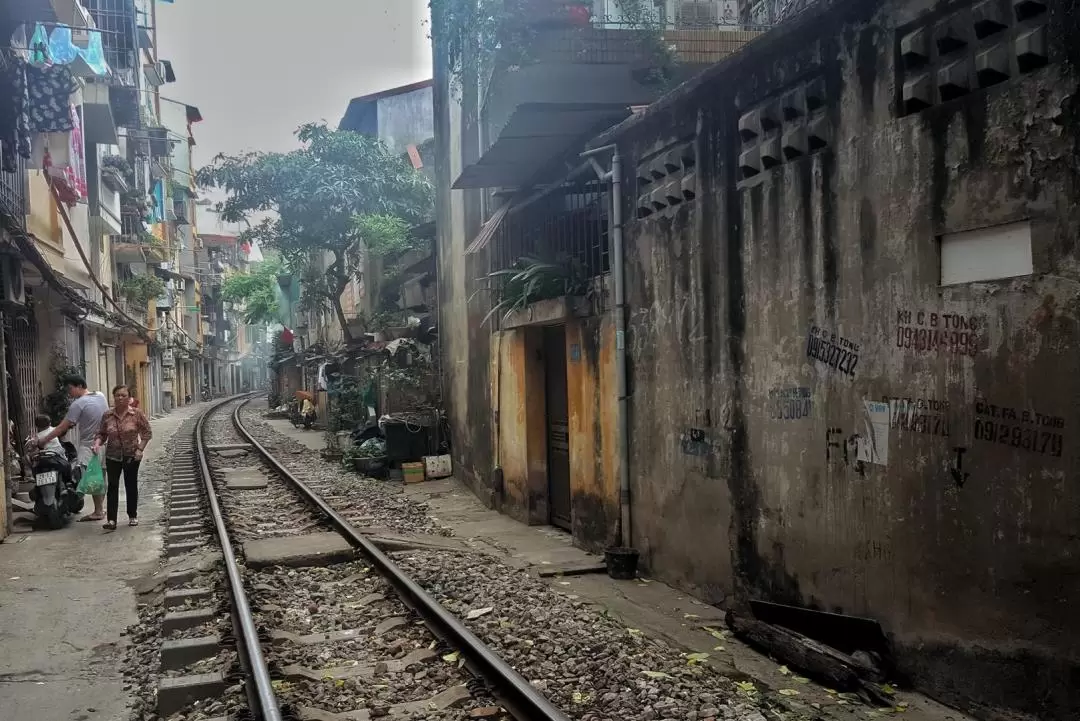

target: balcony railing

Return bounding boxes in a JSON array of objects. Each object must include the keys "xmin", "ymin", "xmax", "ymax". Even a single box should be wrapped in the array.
[
  {"xmin": 0, "ymin": 155, "xmax": 27, "ymax": 227},
  {"xmin": 528, "ymin": 18, "xmax": 764, "ymax": 66},
  {"xmin": 83, "ymin": 0, "xmax": 139, "ymax": 74}
]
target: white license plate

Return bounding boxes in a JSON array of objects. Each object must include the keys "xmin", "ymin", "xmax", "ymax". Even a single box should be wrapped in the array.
[{"xmin": 35, "ymin": 471, "xmax": 59, "ymax": 487}]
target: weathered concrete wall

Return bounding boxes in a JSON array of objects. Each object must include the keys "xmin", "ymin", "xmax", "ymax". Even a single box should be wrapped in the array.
[
  {"xmin": 484, "ymin": 318, "xmax": 621, "ymax": 550},
  {"xmin": 433, "ymin": 27, "xmax": 494, "ymax": 505},
  {"xmin": 377, "ymin": 86, "xmax": 434, "ymax": 155},
  {"xmin": 604, "ymin": 0, "xmax": 1080, "ymax": 718}
]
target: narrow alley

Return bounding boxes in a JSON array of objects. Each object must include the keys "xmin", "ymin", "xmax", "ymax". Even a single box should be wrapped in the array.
[{"xmin": 2, "ymin": 1, "xmax": 1077, "ymax": 721}]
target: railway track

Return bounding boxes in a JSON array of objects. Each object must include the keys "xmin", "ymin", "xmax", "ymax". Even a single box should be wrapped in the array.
[{"xmin": 154, "ymin": 395, "xmax": 571, "ymax": 721}]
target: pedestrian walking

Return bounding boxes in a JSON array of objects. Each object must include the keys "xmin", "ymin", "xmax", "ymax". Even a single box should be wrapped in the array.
[
  {"xmin": 33, "ymin": 376, "xmax": 108, "ymax": 521},
  {"xmin": 93, "ymin": 384, "xmax": 153, "ymax": 531}
]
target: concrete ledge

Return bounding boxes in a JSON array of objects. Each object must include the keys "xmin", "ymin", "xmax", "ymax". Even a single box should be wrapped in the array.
[
  {"xmin": 164, "ymin": 587, "xmax": 212, "ymax": 608},
  {"xmin": 167, "ymin": 569, "xmax": 198, "ymax": 588},
  {"xmin": 356, "ymin": 528, "xmax": 474, "ymax": 554},
  {"xmin": 537, "ymin": 561, "xmax": 608, "ymax": 578},
  {"xmin": 163, "ymin": 608, "xmax": 216, "ymax": 634},
  {"xmin": 243, "ymin": 532, "xmax": 354, "ymax": 569},
  {"xmin": 224, "ymin": 468, "xmax": 269, "ymax": 490},
  {"xmin": 205, "ymin": 443, "xmax": 253, "ymax": 451},
  {"xmin": 502, "ymin": 295, "xmax": 588, "ymax": 329},
  {"xmin": 214, "ymin": 449, "xmax": 250, "ymax": 459},
  {"xmin": 160, "ymin": 635, "xmax": 221, "ymax": 670},
  {"xmin": 170, "ymin": 514, "xmax": 201, "ymax": 525},
  {"xmin": 168, "ymin": 541, "xmax": 205, "ymax": 557},
  {"xmin": 157, "ymin": 671, "xmax": 226, "ymax": 716},
  {"xmin": 169, "ymin": 530, "xmax": 205, "ymax": 543}
]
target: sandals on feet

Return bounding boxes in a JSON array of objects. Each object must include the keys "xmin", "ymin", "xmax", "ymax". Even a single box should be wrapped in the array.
[
  {"xmin": 129, "ymin": 518, "xmax": 139, "ymax": 527},
  {"xmin": 79, "ymin": 514, "xmax": 104, "ymax": 522},
  {"xmin": 102, "ymin": 521, "xmax": 117, "ymax": 531}
]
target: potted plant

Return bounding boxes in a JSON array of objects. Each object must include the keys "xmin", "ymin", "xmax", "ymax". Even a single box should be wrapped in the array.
[{"xmin": 100, "ymin": 154, "xmax": 132, "ymax": 191}]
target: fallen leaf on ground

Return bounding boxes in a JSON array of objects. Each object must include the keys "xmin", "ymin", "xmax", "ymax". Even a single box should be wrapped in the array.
[
  {"xmin": 466, "ymin": 607, "xmax": 494, "ymax": 620},
  {"xmin": 778, "ymin": 688, "xmax": 799, "ymax": 696},
  {"xmin": 778, "ymin": 665, "xmax": 791, "ymax": 675},
  {"xmin": 736, "ymin": 681, "xmax": 757, "ymax": 694},
  {"xmin": 442, "ymin": 651, "xmax": 460, "ymax": 663},
  {"xmin": 703, "ymin": 626, "xmax": 729, "ymax": 641},
  {"xmin": 642, "ymin": 670, "xmax": 673, "ymax": 679},
  {"xmin": 684, "ymin": 613, "xmax": 700, "ymax": 619},
  {"xmin": 793, "ymin": 676, "xmax": 810, "ymax": 684},
  {"xmin": 684, "ymin": 652, "xmax": 710, "ymax": 664}
]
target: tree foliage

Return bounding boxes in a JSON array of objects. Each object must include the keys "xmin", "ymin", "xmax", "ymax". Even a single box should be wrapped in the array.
[
  {"xmin": 196, "ymin": 123, "xmax": 433, "ymax": 340},
  {"xmin": 221, "ymin": 256, "xmax": 282, "ymax": 325}
]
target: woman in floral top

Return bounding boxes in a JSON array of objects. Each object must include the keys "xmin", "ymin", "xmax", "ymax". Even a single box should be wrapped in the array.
[{"xmin": 93, "ymin": 385, "xmax": 153, "ymax": 530}]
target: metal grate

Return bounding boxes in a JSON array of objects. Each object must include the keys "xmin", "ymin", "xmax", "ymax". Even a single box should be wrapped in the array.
[
  {"xmin": 489, "ymin": 177, "xmax": 610, "ymax": 312},
  {"xmin": 83, "ymin": 0, "xmax": 138, "ymax": 73},
  {"xmin": 0, "ymin": 152, "xmax": 27, "ymax": 226},
  {"xmin": 6, "ymin": 311, "xmax": 40, "ymax": 437}
]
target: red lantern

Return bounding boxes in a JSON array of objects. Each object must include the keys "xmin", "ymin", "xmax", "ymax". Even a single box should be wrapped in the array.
[{"xmin": 281, "ymin": 328, "xmax": 294, "ymax": 345}]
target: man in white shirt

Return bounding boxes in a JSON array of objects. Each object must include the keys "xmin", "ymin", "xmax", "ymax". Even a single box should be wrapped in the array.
[{"xmin": 33, "ymin": 376, "xmax": 108, "ymax": 521}]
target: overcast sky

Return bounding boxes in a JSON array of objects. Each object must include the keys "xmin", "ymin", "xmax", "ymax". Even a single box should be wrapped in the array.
[{"xmin": 154, "ymin": 1, "xmax": 432, "ymax": 232}]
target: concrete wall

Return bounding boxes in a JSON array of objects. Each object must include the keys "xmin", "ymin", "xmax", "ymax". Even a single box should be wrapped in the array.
[
  {"xmin": 598, "ymin": 0, "xmax": 1080, "ymax": 718},
  {"xmin": 433, "ymin": 20, "xmax": 495, "ymax": 504},
  {"xmin": 377, "ymin": 86, "xmax": 434, "ymax": 154}
]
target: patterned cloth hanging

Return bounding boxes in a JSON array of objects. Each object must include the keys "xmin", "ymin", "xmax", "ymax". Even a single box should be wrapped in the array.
[{"xmin": 26, "ymin": 64, "xmax": 77, "ymax": 133}]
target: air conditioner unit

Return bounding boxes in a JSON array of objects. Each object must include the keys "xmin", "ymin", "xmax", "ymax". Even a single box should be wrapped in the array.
[{"xmin": 0, "ymin": 255, "xmax": 26, "ymax": 305}]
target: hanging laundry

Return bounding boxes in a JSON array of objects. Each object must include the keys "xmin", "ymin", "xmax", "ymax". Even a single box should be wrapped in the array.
[
  {"xmin": 26, "ymin": 64, "xmax": 77, "ymax": 133},
  {"xmin": 0, "ymin": 59, "xmax": 31, "ymax": 169},
  {"xmin": 63, "ymin": 103, "xmax": 87, "ymax": 201},
  {"xmin": 76, "ymin": 30, "xmax": 109, "ymax": 76},
  {"xmin": 47, "ymin": 26, "xmax": 80, "ymax": 66},
  {"xmin": 28, "ymin": 24, "xmax": 52, "ymax": 67},
  {"xmin": 32, "ymin": 106, "xmax": 87, "ymax": 204},
  {"xmin": 9, "ymin": 24, "xmax": 31, "ymax": 63}
]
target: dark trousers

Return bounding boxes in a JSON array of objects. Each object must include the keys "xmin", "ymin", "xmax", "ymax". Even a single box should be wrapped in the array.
[{"xmin": 106, "ymin": 457, "xmax": 141, "ymax": 522}]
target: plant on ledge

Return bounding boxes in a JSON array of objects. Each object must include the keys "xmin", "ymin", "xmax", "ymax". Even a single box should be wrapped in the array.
[
  {"xmin": 118, "ymin": 274, "xmax": 166, "ymax": 306},
  {"xmin": 474, "ymin": 255, "xmax": 586, "ymax": 326},
  {"xmin": 42, "ymin": 346, "xmax": 85, "ymax": 425},
  {"xmin": 120, "ymin": 189, "xmax": 151, "ymax": 215},
  {"xmin": 100, "ymin": 154, "xmax": 134, "ymax": 179}
]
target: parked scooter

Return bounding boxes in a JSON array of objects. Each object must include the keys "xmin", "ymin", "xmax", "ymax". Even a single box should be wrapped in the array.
[{"xmin": 26, "ymin": 439, "xmax": 82, "ymax": 529}]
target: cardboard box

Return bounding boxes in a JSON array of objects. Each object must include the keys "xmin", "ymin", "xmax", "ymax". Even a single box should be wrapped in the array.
[{"xmin": 402, "ymin": 462, "xmax": 425, "ymax": 484}]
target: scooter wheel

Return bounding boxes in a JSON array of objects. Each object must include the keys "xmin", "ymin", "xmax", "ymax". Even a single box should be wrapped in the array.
[{"xmin": 47, "ymin": 505, "xmax": 64, "ymax": 530}]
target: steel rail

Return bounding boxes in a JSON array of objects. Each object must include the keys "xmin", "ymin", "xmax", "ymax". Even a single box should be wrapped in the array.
[
  {"xmin": 196, "ymin": 396, "xmax": 285, "ymax": 721},
  {"xmin": 231, "ymin": 400, "xmax": 571, "ymax": 721}
]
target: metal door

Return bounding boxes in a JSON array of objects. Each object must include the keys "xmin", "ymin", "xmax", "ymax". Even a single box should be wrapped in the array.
[{"xmin": 543, "ymin": 326, "xmax": 572, "ymax": 530}]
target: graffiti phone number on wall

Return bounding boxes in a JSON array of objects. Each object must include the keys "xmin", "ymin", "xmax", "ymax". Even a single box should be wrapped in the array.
[{"xmin": 973, "ymin": 419, "xmax": 1063, "ymax": 457}]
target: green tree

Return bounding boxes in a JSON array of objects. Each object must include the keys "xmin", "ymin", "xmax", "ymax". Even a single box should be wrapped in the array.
[
  {"xmin": 196, "ymin": 123, "xmax": 432, "ymax": 342},
  {"xmin": 221, "ymin": 256, "xmax": 282, "ymax": 325}
]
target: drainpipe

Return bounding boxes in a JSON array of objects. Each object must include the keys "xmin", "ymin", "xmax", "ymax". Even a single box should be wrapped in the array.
[{"xmin": 581, "ymin": 144, "xmax": 630, "ymax": 549}]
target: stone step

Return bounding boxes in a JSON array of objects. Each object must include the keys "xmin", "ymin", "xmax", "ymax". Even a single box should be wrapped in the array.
[
  {"xmin": 157, "ymin": 672, "xmax": 226, "ymax": 716},
  {"xmin": 159, "ymin": 635, "xmax": 221, "ymax": 671}
]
